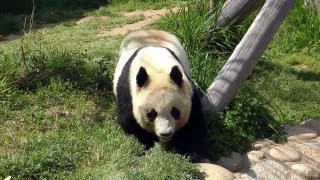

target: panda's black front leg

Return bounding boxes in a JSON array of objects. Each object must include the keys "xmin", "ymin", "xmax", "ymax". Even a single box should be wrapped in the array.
[
  {"xmin": 167, "ymin": 91, "xmax": 209, "ymax": 162},
  {"xmin": 118, "ymin": 113, "xmax": 157, "ymax": 149}
]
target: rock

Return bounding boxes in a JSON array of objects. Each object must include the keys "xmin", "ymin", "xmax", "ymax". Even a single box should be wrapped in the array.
[
  {"xmin": 291, "ymin": 163, "xmax": 320, "ymax": 179},
  {"xmin": 4, "ymin": 176, "xmax": 11, "ymax": 180},
  {"xmin": 217, "ymin": 152, "xmax": 243, "ymax": 172},
  {"xmin": 283, "ymin": 125, "xmax": 317, "ymax": 141},
  {"xmin": 246, "ymin": 150, "xmax": 265, "ymax": 162},
  {"xmin": 301, "ymin": 119, "xmax": 320, "ymax": 134},
  {"xmin": 289, "ymin": 142, "xmax": 320, "ymax": 168},
  {"xmin": 313, "ymin": 136, "xmax": 320, "ymax": 144},
  {"xmin": 269, "ymin": 145, "xmax": 301, "ymax": 162},
  {"xmin": 197, "ymin": 163, "xmax": 235, "ymax": 180},
  {"xmin": 252, "ymin": 139, "xmax": 275, "ymax": 150},
  {"xmin": 244, "ymin": 160, "xmax": 304, "ymax": 180}
]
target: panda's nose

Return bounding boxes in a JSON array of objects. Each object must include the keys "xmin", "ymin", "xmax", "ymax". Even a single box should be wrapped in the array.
[{"xmin": 160, "ymin": 132, "xmax": 173, "ymax": 137}]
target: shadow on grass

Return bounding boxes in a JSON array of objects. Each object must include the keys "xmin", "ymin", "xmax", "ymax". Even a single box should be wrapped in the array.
[
  {"xmin": 0, "ymin": 0, "xmax": 110, "ymax": 35},
  {"xmin": 253, "ymin": 60, "xmax": 320, "ymax": 81},
  {"xmin": 12, "ymin": 48, "xmax": 115, "ymax": 93}
]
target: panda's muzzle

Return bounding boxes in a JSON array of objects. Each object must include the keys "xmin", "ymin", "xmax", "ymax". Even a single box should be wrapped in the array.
[
  {"xmin": 159, "ymin": 131, "xmax": 173, "ymax": 141},
  {"xmin": 155, "ymin": 118, "xmax": 174, "ymax": 141}
]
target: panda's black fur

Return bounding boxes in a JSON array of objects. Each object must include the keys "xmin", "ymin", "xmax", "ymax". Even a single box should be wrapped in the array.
[{"xmin": 115, "ymin": 45, "xmax": 208, "ymax": 162}]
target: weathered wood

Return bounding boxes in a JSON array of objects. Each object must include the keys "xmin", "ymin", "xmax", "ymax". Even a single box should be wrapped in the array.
[
  {"xmin": 217, "ymin": 0, "xmax": 266, "ymax": 28},
  {"xmin": 202, "ymin": 0, "xmax": 294, "ymax": 113},
  {"xmin": 210, "ymin": 0, "xmax": 216, "ymax": 10}
]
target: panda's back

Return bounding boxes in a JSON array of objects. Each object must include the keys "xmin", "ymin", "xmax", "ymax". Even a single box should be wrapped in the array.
[{"xmin": 113, "ymin": 30, "xmax": 191, "ymax": 95}]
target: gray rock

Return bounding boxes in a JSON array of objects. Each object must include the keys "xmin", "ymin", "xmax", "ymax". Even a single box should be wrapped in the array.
[
  {"xmin": 291, "ymin": 163, "xmax": 320, "ymax": 179},
  {"xmin": 197, "ymin": 163, "xmax": 235, "ymax": 180},
  {"xmin": 244, "ymin": 160, "xmax": 304, "ymax": 180},
  {"xmin": 217, "ymin": 152, "xmax": 243, "ymax": 172},
  {"xmin": 252, "ymin": 139, "xmax": 275, "ymax": 150},
  {"xmin": 284, "ymin": 125, "xmax": 317, "ymax": 141},
  {"xmin": 269, "ymin": 145, "xmax": 301, "ymax": 162},
  {"xmin": 301, "ymin": 119, "xmax": 320, "ymax": 134}
]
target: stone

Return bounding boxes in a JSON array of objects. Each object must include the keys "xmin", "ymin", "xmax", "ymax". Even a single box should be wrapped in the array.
[
  {"xmin": 217, "ymin": 152, "xmax": 243, "ymax": 172},
  {"xmin": 301, "ymin": 119, "xmax": 320, "ymax": 134},
  {"xmin": 313, "ymin": 136, "xmax": 320, "ymax": 144},
  {"xmin": 269, "ymin": 145, "xmax": 301, "ymax": 162},
  {"xmin": 4, "ymin": 176, "xmax": 11, "ymax": 180},
  {"xmin": 244, "ymin": 160, "xmax": 304, "ymax": 180},
  {"xmin": 291, "ymin": 163, "xmax": 320, "ymax": 179},
  {"xmin": 252, "ymin": 139, "xmax": 275, "ymax": 150},
  {"xmin": 197, "ymin": 163, "xmax": 235, "ymax": 180},
  {"xmin": 289, "ymin": 142, "xmax": 320, "ymax": 168},
  {"xmin": 246, "ymin": 150, "xmax": 265, "ymax": 162},
  {"xmin": 283, "ymin": 125, "xmax": 317, "ymax": 141}
]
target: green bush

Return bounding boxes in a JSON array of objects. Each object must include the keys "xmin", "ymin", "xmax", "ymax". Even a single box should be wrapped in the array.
[{"xmin": 207, "ymin": 88, "xmax": 285, "ymax": 159}]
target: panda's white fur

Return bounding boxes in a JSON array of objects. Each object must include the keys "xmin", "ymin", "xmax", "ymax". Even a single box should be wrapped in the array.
[
  {"xmin": 114, "ymin": 30, "xmax": 194, "ymax": 140},
  {"xmin": 113, "ymin": 30, "xmax": 207, "ymax": 161},
  {"xmin": 113, "ymin": 29, "xmax": 191, "ymax": 94}
]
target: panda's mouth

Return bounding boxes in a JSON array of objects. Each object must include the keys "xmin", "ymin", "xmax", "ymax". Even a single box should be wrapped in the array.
[
  {"xmin": 159, "ymin": 136, "xmax": 171, "ymax": 142},
  {"xmin": 159, "ymin": 135, "xmax": 173, "ymax": 142}
]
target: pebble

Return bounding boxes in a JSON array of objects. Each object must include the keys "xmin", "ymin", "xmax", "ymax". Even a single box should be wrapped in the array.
[
  {"xmin": 197, "ymin": 163, "xmax": 235, "ymax": 180},
  {"xmin": 217, "ymin": 152, "xmax": 243, "ymax": 172},
  {"xmin": 244, "ymin": 160, "xmax": 304, "ymax": 180},
  {"xmin": 284, "ymin": 125, "xmax": 317, "ymax": 141},
  {"xmin": 269, "ymin": 145, "xmax": 301, "ymax": 162},
  {"xmin": 291, "ymin": 163, "xmax": 320, "ymax": 179},
  {"xmin": 252, "ymin": 139, "xmax": 275, "ymax": 150},
  {"xmin": 301, "ymin": 119, "xmax": 320, "ymax": 134},
  {"xmin": 246, "ymin": 150, "xmax": 265, "ymax": 163}
]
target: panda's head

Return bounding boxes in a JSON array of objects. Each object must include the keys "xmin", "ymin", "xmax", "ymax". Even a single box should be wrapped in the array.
[{"xmin": 131, "ymin": 61, "xmax": 193, "ymax": 142}]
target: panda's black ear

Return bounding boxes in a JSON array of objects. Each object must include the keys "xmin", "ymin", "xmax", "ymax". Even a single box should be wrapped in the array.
[
  {"xmin": 137, "ymin": 67, "xmax": 148, "ymax": 87},
  {"xmin": 170, "ymin": 65, "xmax": 182, "ymax": 87}
]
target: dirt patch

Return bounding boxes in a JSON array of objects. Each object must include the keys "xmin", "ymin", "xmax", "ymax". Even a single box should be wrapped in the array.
[
  {"xmin": 97, "ymin": 7, "xmax": 180, "ymax": 37},
  {"xmin": 75, "ymin": 16, "xmax": 109, "ymax": 25},
  {"xmin": 0, "ymin": 7, "xmax": 179, "ymax": 42},
  {"xmin": 294, "ymin": 63, "xmax": 309, "ymax": 70}
]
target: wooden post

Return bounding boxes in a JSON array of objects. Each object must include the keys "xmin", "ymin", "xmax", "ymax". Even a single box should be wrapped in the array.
[
  {"xmin": 217, "ymin": 0, "xmax": 266, "ymax": 27},
  {"xmin": 202, "ymin": 0, "xmax": 294, "ymax": 113}
]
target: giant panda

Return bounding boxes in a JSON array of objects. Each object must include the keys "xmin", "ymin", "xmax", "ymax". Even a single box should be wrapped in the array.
[{"xmin": 113, "ymin": 29, "xmax": 208, "ymax": 162}]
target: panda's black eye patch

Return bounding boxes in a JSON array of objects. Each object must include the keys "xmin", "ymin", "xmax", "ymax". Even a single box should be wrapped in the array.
[
  {"xmin": 146, "ymin": 109, "xmax": 157, "ymax": 122},
  {"xmin": 171, "ymin": 107, "xmax": 180, "ymax": 120}
]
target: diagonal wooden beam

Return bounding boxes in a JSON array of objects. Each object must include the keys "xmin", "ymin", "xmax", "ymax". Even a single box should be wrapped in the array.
[
  {"xmin": 202, "ymin": 0, "xmax": 294, "ymax": 113},
  {"xmin": 217, "ymin": 0, "xmax": 266, "ymax": 27}
]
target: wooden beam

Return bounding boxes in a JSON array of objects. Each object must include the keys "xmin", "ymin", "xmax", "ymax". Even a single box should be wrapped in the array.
[
  {"xmin": 217, "ymin": 0, "xmax": 266, "ymax": 27},
  {"xmin": 202, "ymin": 0, "xmax": 294, "ymax": 113}
]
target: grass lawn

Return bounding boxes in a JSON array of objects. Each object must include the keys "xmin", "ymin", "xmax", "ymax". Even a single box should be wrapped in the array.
[{"xmin": 1, "ymin": 0, "xmax": 319, "ymax": 179}]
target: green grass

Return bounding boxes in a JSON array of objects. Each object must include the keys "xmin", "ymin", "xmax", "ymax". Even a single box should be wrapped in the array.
[
  {"xmin": 0, "ymin": 1, "xmax": 204, "ymax": 179},
  {"xmin": 0, "ymin": 0, "xmax": 319, "ymax": 178}
]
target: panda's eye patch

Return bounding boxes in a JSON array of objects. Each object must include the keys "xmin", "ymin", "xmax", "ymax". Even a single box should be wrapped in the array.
[
  {"xmin": 146, "ymin": 109, "xmax": 157, "ymax": 121},
  {"xmin": 171, "ymin": 107, "xmax": 180, "ymax": 120}
]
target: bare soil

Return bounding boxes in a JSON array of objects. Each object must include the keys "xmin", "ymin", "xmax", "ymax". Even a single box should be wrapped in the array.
[{"xmin": 96, "ymin": 7, "xmax": 179, "ymax": 37}]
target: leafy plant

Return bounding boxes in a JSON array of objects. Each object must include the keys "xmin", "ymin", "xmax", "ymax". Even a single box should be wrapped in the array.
[{"xmin": 206, "ymin": 87, "xmax": 285, "ymax": 159}]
